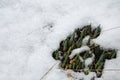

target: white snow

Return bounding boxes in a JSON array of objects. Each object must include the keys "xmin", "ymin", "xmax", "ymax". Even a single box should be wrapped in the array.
[
  {"xmin": 70, "ymin": 46, "xmax": 90, "ymax": 59},
  {"xmin": 85, "ymin": 55, "xmax": 94, "ymax": 68},
  {"xmin": 0, "ymin": 0, "xmax": 120, "ymax": 80},
  {"xmin": 82, "ymin": 36, "xmax": 90, "ymax": 45}
]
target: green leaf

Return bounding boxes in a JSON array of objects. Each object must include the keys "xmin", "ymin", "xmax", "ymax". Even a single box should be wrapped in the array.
[
  {"xmin": 67, "ymin": 46, "xmax": 73, "ymax": 54},
  {"xmin": 84, "ymin": 70, "xmax": 90, "ymax": 75},
  {"xmin": 96, "ymin": 62, "xmax": 104, "ymax": 70},
  {"xmin": 72, "ymin": 62, "xmax": 76, "ymax": 69},
  {"xmin": 63, "ymin": 40, "xmax": 68, "ymax": 52},
  {"xmin": 52, "ymin": 50, "xmax": 60, "ymax": 60},
  {"xmin": 69, "ymin": 64, "xmax": 72, "ymax": 69},
  {"xmin": 69, "ymin": 32, "xmax": 75, "ymax": 46},
  {"xmin": 83, "ymin": 51, "xmax": 92, "ymax": 59},
  {"xmin": 76, "ymin": 38, "xmax": 82, "ymax": 48},
  {"xmin": 92, "ymin": 25, "xmax": 101, "ymax": 38},
  {"xmin": 95, "ymin": 51, "xmax": 106, "ymax": 68}
]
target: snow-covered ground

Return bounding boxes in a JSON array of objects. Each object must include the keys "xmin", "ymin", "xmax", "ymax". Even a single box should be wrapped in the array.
[{"xmin": 0, "ymin": 0, "xmax": 120, "ymax": 80}]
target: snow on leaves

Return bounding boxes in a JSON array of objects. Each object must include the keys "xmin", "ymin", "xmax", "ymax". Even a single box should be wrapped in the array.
[{"xmin": 52, "ymin": 25, "xmax": 117, "ymax": 79}]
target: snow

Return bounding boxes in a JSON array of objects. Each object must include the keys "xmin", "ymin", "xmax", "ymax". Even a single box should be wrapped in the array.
[
  {"xmin": 0, "ymin": 0, "xmax": 120, "ymax": 80},
  {"xmin": 82, "ymin": 36, "xmax": 90, "ymax": 45},
  {"xmin": 70, "ymin": 46, "xmax": 90, "ymax": 59},
  {"xmin": 85, "ymin": 56, "xmax": 94, "ymax": 68}
]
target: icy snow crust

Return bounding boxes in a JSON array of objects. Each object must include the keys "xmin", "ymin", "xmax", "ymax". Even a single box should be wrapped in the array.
[{"xmin": 0, "ymin": 0, "xmax": 120, "ymax": 80}]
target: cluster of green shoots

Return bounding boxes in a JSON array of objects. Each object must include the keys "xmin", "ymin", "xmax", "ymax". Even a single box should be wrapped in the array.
[{"xmin": 52, "ymin": 25, "xmax": 117, "ymax": 79}]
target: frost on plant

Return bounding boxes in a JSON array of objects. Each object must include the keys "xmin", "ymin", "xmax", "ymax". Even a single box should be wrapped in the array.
[{"xmin": 52, "ymin": 25, "xmax": 117, "ymax": 79}]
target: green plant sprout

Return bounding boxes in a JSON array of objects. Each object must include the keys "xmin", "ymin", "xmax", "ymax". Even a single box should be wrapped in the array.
[{"xmin": 52, "ymin": 25, "xmax": 117, "ymax": 79}]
